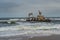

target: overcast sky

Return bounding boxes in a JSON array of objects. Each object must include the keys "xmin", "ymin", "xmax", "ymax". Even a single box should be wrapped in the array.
[{"xmin": 0, "ymin": 0, "xmax": 60, "ymax": 17}]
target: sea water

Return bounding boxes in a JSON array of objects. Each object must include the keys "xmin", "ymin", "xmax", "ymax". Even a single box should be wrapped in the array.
[{"xmin": 0, "ymin": 18, "xmax": 60, "ymax": 38}]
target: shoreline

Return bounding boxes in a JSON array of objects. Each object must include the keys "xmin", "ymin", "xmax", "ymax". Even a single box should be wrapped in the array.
[
  {"xmin": 28, "ymin": 34, "xmax": 60, "ymax": 40},
  {"xmin": 0, "ymin": 34, "xmax": 60, "ymax": 40}
]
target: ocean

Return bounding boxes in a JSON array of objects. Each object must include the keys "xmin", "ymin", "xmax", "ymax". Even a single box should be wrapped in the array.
[{"xmin": 0, "ymin": 17, "xmax": 60, "ymax": 40}]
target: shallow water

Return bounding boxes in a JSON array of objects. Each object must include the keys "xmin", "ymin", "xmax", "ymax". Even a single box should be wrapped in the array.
[
  {"xmin": 0, "ymin": 21, "xmax": 60, "ymax": 37},
  {"xmin": 0, "ymin": 17, "xmax": 60, "ymax": 38}
]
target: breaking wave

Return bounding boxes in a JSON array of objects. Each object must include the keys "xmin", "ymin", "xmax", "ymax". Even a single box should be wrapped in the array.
[{"xmin": 0, "ymin": 22, "xmax": 60, "ymax": 37}]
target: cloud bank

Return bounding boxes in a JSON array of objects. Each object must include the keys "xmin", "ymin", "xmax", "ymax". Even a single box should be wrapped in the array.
[{"xmin": 0, "ymin": 0, "xmax": 60, "ymax": 17}]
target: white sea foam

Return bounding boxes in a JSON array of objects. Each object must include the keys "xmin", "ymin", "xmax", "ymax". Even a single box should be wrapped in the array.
[{"xmin": 0, "ymin": 22, "xmax": 60, "ymax": 37}]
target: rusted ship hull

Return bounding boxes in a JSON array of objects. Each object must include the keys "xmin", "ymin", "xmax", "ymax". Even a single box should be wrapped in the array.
[{"xmin": 26, "ymin": 19, "xmax": 51, "ymax": 22}]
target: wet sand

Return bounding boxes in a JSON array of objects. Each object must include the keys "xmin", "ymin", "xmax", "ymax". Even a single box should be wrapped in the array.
[
  {"xmin": 0, "ymin": 35, "xmax": 60, "ymax": 40},
  {"xmin": 28, "ymin": 35, "xmax": 60, "ymax": 40}
]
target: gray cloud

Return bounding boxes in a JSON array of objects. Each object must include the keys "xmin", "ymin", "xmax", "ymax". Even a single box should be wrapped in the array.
[
  {"xmin": 0, "ymin": 0, "xmax": 60, "ymax": 17},
  {"xmin": 0, "ymin": 2, "xmax": 22, "ymax": 13}
]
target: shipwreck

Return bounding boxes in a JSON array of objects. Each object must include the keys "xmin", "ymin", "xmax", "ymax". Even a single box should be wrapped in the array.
[{"xmin": 26, "ymin": 10, "xmax": 51, "ymax": 22}]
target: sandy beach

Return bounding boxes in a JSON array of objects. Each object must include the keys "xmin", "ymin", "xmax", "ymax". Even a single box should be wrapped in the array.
[
  {"xmin": 28, "ymin": 35, "xmax": 60, "ymax": 40},
  {"xmin": 0, "ymin": 34, "xmax": 60, "ymax": 40}
]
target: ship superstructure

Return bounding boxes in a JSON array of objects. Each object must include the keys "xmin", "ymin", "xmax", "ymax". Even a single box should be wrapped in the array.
[{"xmin": 26, "ymin": 10, "xmax": 51, "ymax": 22}]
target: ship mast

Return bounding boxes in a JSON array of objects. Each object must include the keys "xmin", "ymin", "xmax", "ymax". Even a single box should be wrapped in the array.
[
  {"xmin": 28, "ymin": 13, "xmax": 33, "ymax": 17},
  {"xmin": 38, "ymin": 10, "xmax": 42, "ymax": 15}
]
